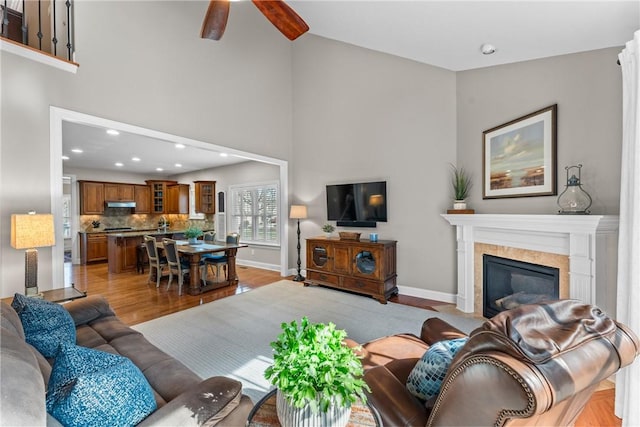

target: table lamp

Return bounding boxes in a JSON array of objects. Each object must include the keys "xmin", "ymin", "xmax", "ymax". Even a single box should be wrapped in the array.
[
  {"xmin": 289, "ymin": 205, "xmax": 307, "ymax": 282},
  {"xmin": 11, "ymin": 212, "xmax": 55, "ymax": 298}
]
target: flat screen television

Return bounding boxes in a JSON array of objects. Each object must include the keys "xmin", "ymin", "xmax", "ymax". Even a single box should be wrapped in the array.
[{"xmin": 326, "ymin": 181, "xmax": 387, "ymax": 227}]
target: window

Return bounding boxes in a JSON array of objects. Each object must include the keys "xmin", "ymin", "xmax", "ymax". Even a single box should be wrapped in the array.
[{"xmin": 229, "ymin": 181, "xmax": 279, "ymax": 245}]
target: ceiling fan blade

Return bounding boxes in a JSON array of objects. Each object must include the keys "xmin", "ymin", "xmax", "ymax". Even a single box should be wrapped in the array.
[
  {"xmin": 251, "ymin": 0, "xmax": 309, "ymax": 41},
  {"xmin": 201, "ymin": 0, "xmax": 230, "ymax": 40}
]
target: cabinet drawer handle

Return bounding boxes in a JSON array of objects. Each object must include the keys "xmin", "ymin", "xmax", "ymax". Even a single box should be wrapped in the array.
[
  {"xmin": 319, "ymin": 274, "xmax": 328, "ymax": 280},
  {"xmin": 355, "ymin": 281, "xmax": 365, "ymax": 288}
]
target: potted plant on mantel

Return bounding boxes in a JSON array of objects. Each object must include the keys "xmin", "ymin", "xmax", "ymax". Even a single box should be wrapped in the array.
[
  {"xmin": 450, "ymin": 164, "xmax": 472, "ymax": 210},
  {"xmin": 264, "ymin": 317, "xmax": 370, "ymax": 427},
  {"xmin": 183, "ymin": 226, "xmax": 203, "ymax": 244}
]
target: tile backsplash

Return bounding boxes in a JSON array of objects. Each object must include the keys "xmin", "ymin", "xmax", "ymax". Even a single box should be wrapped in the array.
[{"xmin": 80, "ymin": 213, "xmax": 215, "ymax": 232}]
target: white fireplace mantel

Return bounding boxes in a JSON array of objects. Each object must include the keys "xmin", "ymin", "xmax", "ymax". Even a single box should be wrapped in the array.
[{"xmin": 441, "ymin": 214, "xmax": 619, "ymax": 314}]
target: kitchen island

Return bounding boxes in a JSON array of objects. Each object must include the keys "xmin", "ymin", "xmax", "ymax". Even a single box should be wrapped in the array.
[{"xmin": 78, "ymin": 228, "xmax": 212, "ymax": 273}]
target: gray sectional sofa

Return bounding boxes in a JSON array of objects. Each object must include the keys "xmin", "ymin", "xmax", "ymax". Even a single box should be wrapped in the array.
[{"xmin": 0, "ymin": 295, "xmax": 252, "ymax": 426}]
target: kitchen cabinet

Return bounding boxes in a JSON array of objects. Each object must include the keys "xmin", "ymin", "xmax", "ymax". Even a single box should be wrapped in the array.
[
  {"xmin": 79, "ymin": 181, "xmax": 104, "ymax": 215},
  {"xmin": 80, "ymin": 233, "xmax": 108, "ymax": 264},
  {"xmin": 166, "ymin": 184, "xmax": 189, "ymax": 214},
  {"xmin": 194, "ymin": 181, "xmax": 216, "ymax": 214},
  {"xmin": 104, "ymin": 183, "xmax": 134, "ymax": 201},
  {"xmin": 134, "ymin": 185, "xmax": 151, "ymax": 213},
  {"xmin": 305, "ymin": 237, "xmax": 397, "ymax": 304},
  {"xmin": 108, "ymin": 235, "xmax": 143, "ymax": 273},
  {"xmin": 146, "ymin": 180, "xmax": 178, "ymax": 214}
]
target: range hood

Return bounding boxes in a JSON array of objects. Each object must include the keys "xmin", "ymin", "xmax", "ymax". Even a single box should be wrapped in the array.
[{"xmin": 105, "ymin": 201, "xmax": 136, "ymax": 208}]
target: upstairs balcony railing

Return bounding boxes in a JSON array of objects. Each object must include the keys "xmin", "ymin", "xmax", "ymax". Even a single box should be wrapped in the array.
[{"xmin": 0, "ymin": 0, "xmax": 74, "ymax": 62}]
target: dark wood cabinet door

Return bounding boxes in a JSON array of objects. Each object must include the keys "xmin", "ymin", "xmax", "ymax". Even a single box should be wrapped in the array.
[
  {"xmin": 87, "ymin": 234, "xmax": 107, "ymax": 262},
  {"xmin": 105, "ymin": 183, "xmax": 135, "ymax": 201},
  {"xmin": 352, "ymin": 248, "xmax": 382, "ymax": 280},
  {"xmin": 134, "ymin": 185, "xmax": 150, "ymax": 213},
  {"xmin": 308, "ymin": 243, "xmax": 333, "ymax": 271},
  {"xmin": 195, "ymin": 181, "xmax": 216, "ymax": 214},
  {"xmin": 80, "ymin": 182, "xmax": 104, "ymax": 214},
  {"xmin": 332, "ymin": 244, "xmax": 352, "ymax": 275}
]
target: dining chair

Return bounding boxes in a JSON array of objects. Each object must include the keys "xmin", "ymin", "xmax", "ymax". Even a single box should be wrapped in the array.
[
  {"xmin": 144, "ymin": 235, "xmax": 168, "ymax": 288},
  {"xmin": 162, "ymin": 238, "xmax": 190, "ymax": 295},
  {"xmin": 203, "ymin": 231, "xmax": 216, "ymax": 243},
  {"xmin": 201, "ymin": 233, "xmax": 239, "ymax": 284}
]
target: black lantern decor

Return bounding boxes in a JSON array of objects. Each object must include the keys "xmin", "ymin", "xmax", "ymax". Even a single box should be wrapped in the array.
[{"xmin": 557, "ymin": 164, "xmax": 592, "ymax": 214}]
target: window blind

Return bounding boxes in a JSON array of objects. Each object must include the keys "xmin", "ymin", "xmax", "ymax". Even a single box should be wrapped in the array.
[{"xmin": 229, "ymin": 181, "xmax": 279, "ymax": 245}]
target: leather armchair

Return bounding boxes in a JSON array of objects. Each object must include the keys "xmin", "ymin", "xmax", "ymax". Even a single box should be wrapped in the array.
[{"xmin": 358, "ymin": 300, "xmax": 639, "ymax": 427}]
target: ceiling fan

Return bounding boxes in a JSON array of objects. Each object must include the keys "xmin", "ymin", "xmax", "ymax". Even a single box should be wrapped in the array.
[{"xmin": 201, "ymin": 0, "xmax": 309, "ymax": 41}]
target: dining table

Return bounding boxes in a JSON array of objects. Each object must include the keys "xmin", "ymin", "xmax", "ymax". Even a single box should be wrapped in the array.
[{"xmin": 157, "ymin": 240, "xmax": 248, "ymax": 295}]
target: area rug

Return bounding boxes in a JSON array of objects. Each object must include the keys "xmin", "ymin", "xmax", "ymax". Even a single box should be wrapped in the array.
[{"xmin": 132, "ymin": 280, "xmax": 483, "ymax": 402}]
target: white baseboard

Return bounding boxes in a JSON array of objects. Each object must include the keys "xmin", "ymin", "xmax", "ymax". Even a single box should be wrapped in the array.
[
  {"xmin": 286, "ymin": 268, "xmax": 306, "ymax": 277},
  {"xmin": 283, "ymin": 273, "xmax": 456, "ymax": 304},
  {"xmin": 236, "ymin": 259, "xmax": 281, "ymax": 273},
  {"xmin": 396, "ymin": 285, "xmax": 457, "ymax": 304}
]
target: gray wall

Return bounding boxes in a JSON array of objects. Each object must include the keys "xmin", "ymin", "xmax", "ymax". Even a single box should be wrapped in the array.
[
  {"xmin": 292, "ymin": 36, "xmax": 458, "ymax": 297},
  {"xmin": 456, "ymin": 47, "xmax": 622, "ymax": 214},
  {"xmin": 0, "ymin": 1, "xmax": 625, "ymax": 300},
  {"xmin": 1, "ymin": 1, "xmax": 293, "ymax": 297}
]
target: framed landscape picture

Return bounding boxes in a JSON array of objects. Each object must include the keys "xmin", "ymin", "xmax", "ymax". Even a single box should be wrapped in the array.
[{"xmin": 482, "ymin": 104, "xmax": 557, "ymax": 199}]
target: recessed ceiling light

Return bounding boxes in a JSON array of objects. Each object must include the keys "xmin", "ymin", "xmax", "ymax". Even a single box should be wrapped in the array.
[
  {"xmin": 71, "ymin": 148, "xmax": 83, "ymax": 153},
  {"xmin": 62, "ymin": 155, "xmax": 70, "ymax": 160},
  {"xmin": 106, "ymin": 129, "xmax": 120, "ymax": 136},
  {"xmin": 175, "ymin": 163, "xmax": 182, "ymax": 167},
  {"xmin": 115, "ymin": 162, "xmax": 124, "ymax": 167},
  {"xmin": 131, "ymin": 157, "xmax": 141, "ymax": 162},
  {"xmin": 156, "ymin": 167, "xmax": 164, "ymax": 171},
  {"xmin": 175, "ymin": 144, "xmax": 185, "ymax": 149},
  {"xmin": 481, "ymin": 43, "xmax": 496, "ymax": 55},
  {"xmin": 220, "ymin": 153, "xmax": 228, "ymax": 157}
]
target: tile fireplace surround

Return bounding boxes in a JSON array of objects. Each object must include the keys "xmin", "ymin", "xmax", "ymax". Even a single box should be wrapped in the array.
[{"xmin": 441, "ymin": 214, "xmax": 619, "ymax": 317}]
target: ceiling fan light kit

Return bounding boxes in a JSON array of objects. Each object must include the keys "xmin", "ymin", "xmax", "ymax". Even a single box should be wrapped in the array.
[{"xmin": 201, "ymin": 0, "xmax": 309, "ymax": 41}]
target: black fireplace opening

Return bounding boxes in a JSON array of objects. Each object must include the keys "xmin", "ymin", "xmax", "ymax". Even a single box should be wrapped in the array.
[{"xmin": 483, "ymin": 255, "xmax": 560, "ymax": 318}]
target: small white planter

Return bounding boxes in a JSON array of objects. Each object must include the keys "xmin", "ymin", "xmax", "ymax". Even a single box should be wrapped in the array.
[
  {"xmin": 453, "ymin": 200, "xmax": 467, "ymax": 210},
  {"xmin": 276, "ymin": 390, "xmax": 351, "ymax": 427}
]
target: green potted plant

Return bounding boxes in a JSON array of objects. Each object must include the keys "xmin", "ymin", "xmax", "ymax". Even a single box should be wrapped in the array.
[
  {"xmin": 321, "ymin": 223, "xmax": 335, "ymax": 237},
  {"xmin": 264, "ymin": 317, "xmax": 369, "ymax": 427},
  {"xmin": 450, "ymin": 164, "xmax": 472, "ymax": 209},
  {"xmin": 183, "ymin": 226, "xmax": 203, "ymax": 244}
]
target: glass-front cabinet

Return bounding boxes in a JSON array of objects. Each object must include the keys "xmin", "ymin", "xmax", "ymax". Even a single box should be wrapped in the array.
[
  {"xmin": 310, "ymin": 243, "xmax": 332, "ymax": 271},
  {"xmin": 354, "ymin": 250, "xmax": 377, "ymax": 276}
]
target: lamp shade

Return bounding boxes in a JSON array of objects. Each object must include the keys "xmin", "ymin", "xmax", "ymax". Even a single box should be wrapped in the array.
[
  {"xmin": 11, "ymin": 213, "xmax": 55, "ymax": 249},
  {"xmin": 289, "ymin": 205, "xmax": 308, "ymax": 219}
]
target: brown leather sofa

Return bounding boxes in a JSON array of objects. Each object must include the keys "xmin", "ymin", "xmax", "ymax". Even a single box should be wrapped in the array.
[
  {"xmin": 357, "ymin": 300, "xmax": 639, "ymax": 427},
  {"xmin": 0, "ymin": 295, "xmax": 252, "ymax": 426}
]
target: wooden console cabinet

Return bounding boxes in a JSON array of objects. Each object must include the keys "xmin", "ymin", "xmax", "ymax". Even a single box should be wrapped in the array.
[{"xmin": 305, "ymin": 237, "xmax": 397, "ymax": 304}]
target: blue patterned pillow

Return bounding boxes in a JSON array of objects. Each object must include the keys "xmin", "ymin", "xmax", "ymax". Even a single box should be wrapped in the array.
[
  {"xmin": 406, "ymin": 337, "xmax": 468, "ymax": 401},
  {"xmin": 46, "ymin": 343, "xmax": 157, "ymax": 427},
  {"xmin": 11, "ymin": 293, "xmax": 76, "ymax": 358}
]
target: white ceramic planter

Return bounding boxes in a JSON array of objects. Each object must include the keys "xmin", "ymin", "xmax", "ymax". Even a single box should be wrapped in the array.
[
  {"xmin": 453, "ymin": 200, "xmax": 467, "ymax": 210},
  {"xmin": 276, "ymin": 390, "xmax": 351, "ymax": 427}
]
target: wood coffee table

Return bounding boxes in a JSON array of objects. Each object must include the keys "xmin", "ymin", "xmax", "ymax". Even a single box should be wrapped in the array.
[{"xmin": 246, "ymin": 389, "xmax": 382, "ymax": 427}]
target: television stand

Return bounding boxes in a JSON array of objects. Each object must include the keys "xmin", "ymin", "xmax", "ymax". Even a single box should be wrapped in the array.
[{"xmin": 304, "ymin": 237, "xmax": 397, "ymax": 304}]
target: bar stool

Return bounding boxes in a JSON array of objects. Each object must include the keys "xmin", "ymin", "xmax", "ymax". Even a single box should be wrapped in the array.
[{"xmin": 136, "ymin": 243, "xmax": 148, "ymax": 274}]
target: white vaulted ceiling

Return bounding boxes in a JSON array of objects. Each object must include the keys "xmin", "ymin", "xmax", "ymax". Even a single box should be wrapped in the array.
[{"xmin": 293, "ymin": 0, "xmax": 639, "ymax": 71}]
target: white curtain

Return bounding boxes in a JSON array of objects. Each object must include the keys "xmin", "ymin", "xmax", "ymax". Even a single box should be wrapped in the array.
[{"xmin": 616, "ymin": 29, "xmax": 640, "ymax": 427}]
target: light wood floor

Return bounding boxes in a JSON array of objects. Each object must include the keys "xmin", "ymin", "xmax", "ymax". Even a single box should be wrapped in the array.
[{"xmin": 65, "ymin": 262, "xmax": 619, "ymax": 426}]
